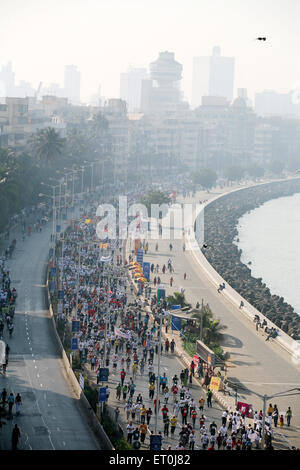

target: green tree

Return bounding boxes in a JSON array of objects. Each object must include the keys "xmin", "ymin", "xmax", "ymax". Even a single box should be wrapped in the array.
[
  {"xmin": 191, "ymin": 303, "xmax": 213, "ymax": 336},
  {"xmin": 140, "ymin": 189, "xmax": 171, "ymax": 214},
  {"xmin": 31, "ymin": 127, "xmax": 65, "ymax": 167},
  {"xmin": 167, "ymin": 291, "xmax": 190, "ymax": 308},
  {"xmin": 224, "ymin": 165, "xmax": 245, "ymax": 182},
  {"xmin": 203, "ymin": 319, "xmax": 227, "ymax": 348},
  {"xmin": 269, "ymin": 159, "xmax": 284, "ymax": 175},
  {"xmin": 246, "ymin": 164, "xmax": 265, "ymax": 179},
  {"xmin": 192, "ymin": 168, "xmax": 217, "ymax": 190}
]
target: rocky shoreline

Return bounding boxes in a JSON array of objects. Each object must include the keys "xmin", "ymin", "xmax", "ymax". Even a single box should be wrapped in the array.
[{"xmin": 200, "ymin": 178, "xmax": 300, "ymax": 340}]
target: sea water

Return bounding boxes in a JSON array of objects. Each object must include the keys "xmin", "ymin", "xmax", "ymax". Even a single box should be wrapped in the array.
[{"xmin": 235, "ymin": 192, "xmax": 300, "ymax": 315}]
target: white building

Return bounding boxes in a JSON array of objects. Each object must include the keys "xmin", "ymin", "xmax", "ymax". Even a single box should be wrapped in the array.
[
  {"xmin": 192, "ymin": 46, "xmax": 235, "ymax": 109},
  {"xmin": 64, "ymin": 65, "xmax": 81, "ymax": 104},
  {"xmin": 120, "ymin": 67, "xmax": 149, "ymax": 112}
]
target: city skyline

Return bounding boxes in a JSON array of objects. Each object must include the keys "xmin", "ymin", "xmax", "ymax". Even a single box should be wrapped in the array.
[{"xmin": 0, "ymin": 0, "xmax": 300, "ymax": 104}]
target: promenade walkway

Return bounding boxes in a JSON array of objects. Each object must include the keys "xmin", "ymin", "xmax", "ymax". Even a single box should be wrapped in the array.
[{"xmin": 138, "ymin": 184, "xmax": 300, "ymax": 448}]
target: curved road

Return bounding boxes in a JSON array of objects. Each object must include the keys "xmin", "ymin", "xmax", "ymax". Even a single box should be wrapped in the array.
[
  {"xmin": 0, "ymin": 221, "xmax": 100, "ymax": 450},
  {"xmin": 142, "ymin": 184, "xmax": 300, "ymax": 447}
]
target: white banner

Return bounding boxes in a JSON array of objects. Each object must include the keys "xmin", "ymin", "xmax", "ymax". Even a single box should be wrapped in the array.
[
  {"xmin": 0, "ymin": 340, "xmax": 6, "ymax": 364},
  {"xmin": 79, "ymin": 373, "xmax": 84, "ymax": 390},
  {"xmin": 114, "ymin": 327, "xmax": 131, "ymax": 340},
  {"xmin": 101, "ymin": 255, "xmax": 112, "ymax": 263}
]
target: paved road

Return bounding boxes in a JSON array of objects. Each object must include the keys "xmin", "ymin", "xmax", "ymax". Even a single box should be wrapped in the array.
[
  {"xmin": 138, "ymin": 186, "xmax": 300, "ymax": 448},
  {"xmin": 0, "ymin": 222, "xmax": 100, "ymax": 450}
]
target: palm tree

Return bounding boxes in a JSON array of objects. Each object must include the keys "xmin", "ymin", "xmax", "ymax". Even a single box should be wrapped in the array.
[
  {"xmin": 191, "ymin": 303, "xmax": 213, "ymax": 339},
  {"xmin": 203, "ymin": 319, "xmax": 227, "ymax": 348},
  {"xmin": 31, "ymin": 127, "xmax": 65, "ymax": 167}
]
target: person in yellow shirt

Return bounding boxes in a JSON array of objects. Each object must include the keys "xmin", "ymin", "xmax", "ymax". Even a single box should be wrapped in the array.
[
  {"xmin": 140, "ymin": 405, "xmax": 147, "ymax": 424},
  {"xmin": 149, "ymin": 382, "xmax": 155, "ymax": 400},
  {"xmin": 199, "ymin": 397, "xmax": 205, "ymax": 411},
  {"xmin": 267, "ymin": 403, "xmax": 274, "ymax": 416},
  {"xmin": 132, "ymin": 362, "xmax": 138, "ymax": 379},
  {"xmin": 170, "ymin": 415, "xmax": 178, "ymax": 436},
  {"xmin": 139, "ymin": 422, "xmax": 148, "ymax": 443}
]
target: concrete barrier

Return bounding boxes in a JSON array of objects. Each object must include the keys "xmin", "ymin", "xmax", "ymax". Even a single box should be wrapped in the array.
[{"xmin": 186, "ymin": 180, "xmax": 300, "ymax": 360}]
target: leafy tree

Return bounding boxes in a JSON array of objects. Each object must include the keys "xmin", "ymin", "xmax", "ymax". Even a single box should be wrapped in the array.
[
  {"xmin": 269, "ymin": 159, "xmax": 284, "ymax": 175},
  {"xmin": 203, "ymin": 319, "xmax": 227, "ymax": 348},
  {"xmin": 246, "ymin": 164, "xmax": 265, "ymax": 179},
  {"xmin": 66, "ymin": 128, "xmax": 90, "ymax": 165},
  {"xmin": 224, "ymin": 165, "xmax": 245, "ymax": 182},
  {"xmin": 167, "ymin": 291, "xmax": 190, "ymax": 308},
  {"xmin": 140, "ymin": 189, "xmax": 171, "ymax": 214},
  {"xmin": 191, "ymin": 303, "xmax": 213, "ymax": 335},
  {"xmin": 31, "ymin": 127, "xmax": 65, "ymax": 167},
  {"xmin": 192, "ymin": 168, "xmax": 217, "ymax": 190}
]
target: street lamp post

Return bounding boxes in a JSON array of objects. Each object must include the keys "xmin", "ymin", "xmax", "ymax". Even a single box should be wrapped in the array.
[
  {"xmin": 227, "ymin": 384, "xmax": 300, "ymax": 450},
  {"xmin": 40, "ymin": 182, "xmax": 59, "ymax": 247},
  {"xmin": 154, "ymin": 310, "xmax": 164, "ymax": 435}
]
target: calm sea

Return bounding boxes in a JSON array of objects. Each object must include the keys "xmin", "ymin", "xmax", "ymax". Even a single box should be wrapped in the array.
[{"xmin": 235, "ymin": 192, "xmax": 300, "ymax": 315}]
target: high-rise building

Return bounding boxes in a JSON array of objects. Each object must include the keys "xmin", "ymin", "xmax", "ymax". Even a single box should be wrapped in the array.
[
  {"xmin": 0, "ymin": 62, "xmax": 15, "ymax": 96},
  {"xmin": 191, "ymin": 56, "xmax": 210, "ymax": 109},
  {"xmin": 192, "ymin": 47, "xmax": 235, "ymax": 108},
  {"xmin": 120, "ymin": 67, "xmax": 148, "ymax": 112},
  {"xmin": 140, "ymin": 51, "xmax": 188, "ymax": 114},
  {"xmin": 254, "ymin": 90, "xmax": 300, "ymax": 118},
  {"xmin": 64, "ymin": 65, "xmax": 80, "ymax": 104}
]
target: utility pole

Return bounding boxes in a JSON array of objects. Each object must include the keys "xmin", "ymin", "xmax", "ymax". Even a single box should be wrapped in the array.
[
  {"xmin": 154, "ymin": 312, "xmax": 163, "ymax": 434},
  {"xmin": 200, "ymin": 298, "xmax": 204, "ymax": 342},
  {"xmin": 262, "ymin": 394, "xmax": 267, "ymax": 450}
]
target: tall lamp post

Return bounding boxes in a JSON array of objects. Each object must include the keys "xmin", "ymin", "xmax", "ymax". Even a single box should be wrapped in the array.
[
  {"xmin": 227, "ymin": 384, "xmax": 300, "ymax": 450},
  {"xmin": 259, "ymin": 388, "xmax": 300, "ymax": 450},
  {"xmin": 39, "ymin": 182, "xmax": 59, "ymax": 247},
  {"xmin": 154, "ymin": 309, "xmax": 167, "ymax": 435}
]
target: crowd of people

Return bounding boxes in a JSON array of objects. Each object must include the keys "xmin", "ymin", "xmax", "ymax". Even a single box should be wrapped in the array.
[
  {"xmin": 53, "ymin": 204, "xmax": 293, "ymax": 451},
  {"xmin": 0, "ymin": 178, "xmax": 297, "ymax": 451}
]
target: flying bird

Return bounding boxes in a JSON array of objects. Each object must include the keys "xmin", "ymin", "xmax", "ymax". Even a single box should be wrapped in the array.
[{"xmin": 256, "ymin": 37, "xmax": 266, "ymax": 41}]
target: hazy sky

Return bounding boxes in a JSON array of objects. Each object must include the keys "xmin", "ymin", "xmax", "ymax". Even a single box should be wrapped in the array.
[{"xmin": 1, "ymin": 0, "xmax": 300, "ymax": 103}]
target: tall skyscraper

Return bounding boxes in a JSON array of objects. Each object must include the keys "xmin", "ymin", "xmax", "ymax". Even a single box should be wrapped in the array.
[
  {"xmin": 0, "ymin": 62, "xmax": 15, "ymax": 97},
  {"xmin": 192, "ymin": 46, "xmax": 235, "ymax": 108},
  {"xmin": 192, "ymin": 56, "xmax": 210, "ymax": 109},
  {"xmin": 64, "ymin": 65, "xmax": 80, "ymax": 104},
  {"xmin": 120, "ymin": 67, "xmax": 148, "ymax": 112},
  {"xmin": 140, "ymin": 51, "xmax": 187, "ymax": 114}
]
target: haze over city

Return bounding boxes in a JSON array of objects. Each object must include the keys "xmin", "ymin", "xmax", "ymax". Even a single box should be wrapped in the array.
[
  {"xmin": 1, "ymin": 0, "xmax": 300, "ymax": 455},
  {"xmin": 1, "ymin": 0, "xmax": 300, "ymax": 103}
]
